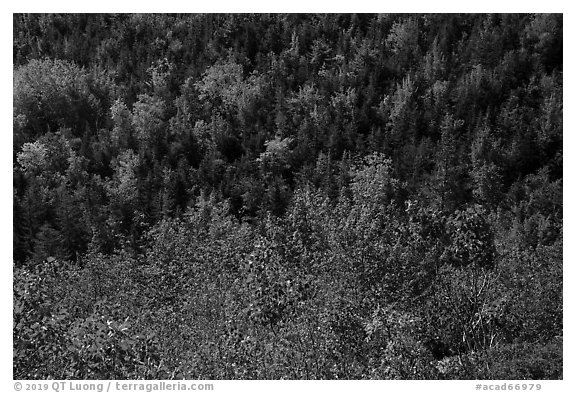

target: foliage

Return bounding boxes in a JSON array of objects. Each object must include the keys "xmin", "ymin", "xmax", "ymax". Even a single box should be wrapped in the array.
[{"xmin": 13, "ymin": 14, "xmax": 562, "ymax": 379}]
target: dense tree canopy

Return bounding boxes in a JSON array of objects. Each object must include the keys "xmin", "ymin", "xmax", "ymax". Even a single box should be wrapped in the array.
[{"xmin": 13, "ymin": 13, "xmax": 562, "ymax": 379}]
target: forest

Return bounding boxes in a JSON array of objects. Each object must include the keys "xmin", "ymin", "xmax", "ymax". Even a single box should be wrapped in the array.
[{"xmin": 13, "ymin": 14, "xmax": 562, "ymax": 379}]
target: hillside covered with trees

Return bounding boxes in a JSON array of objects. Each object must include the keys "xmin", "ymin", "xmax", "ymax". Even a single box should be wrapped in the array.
[{"xmin": 13, "ymin": 13, "xmax": 562, "ymax": 379}]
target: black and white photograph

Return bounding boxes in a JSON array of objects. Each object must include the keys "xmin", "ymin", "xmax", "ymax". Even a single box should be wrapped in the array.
[{"xmin": 11, "ymin": 8, "xmax": 565, "ymax": 385}]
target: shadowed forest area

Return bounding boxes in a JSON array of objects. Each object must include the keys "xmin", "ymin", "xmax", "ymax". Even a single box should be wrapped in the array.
[{"xmin": 13, "ymin": 14, "xmax": 562, "ymax": 379}]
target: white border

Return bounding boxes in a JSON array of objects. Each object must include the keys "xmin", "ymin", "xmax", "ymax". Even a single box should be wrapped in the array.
[{"xmin": 3, "ymin": 5, "xmax": 572, "ymax": 392}]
